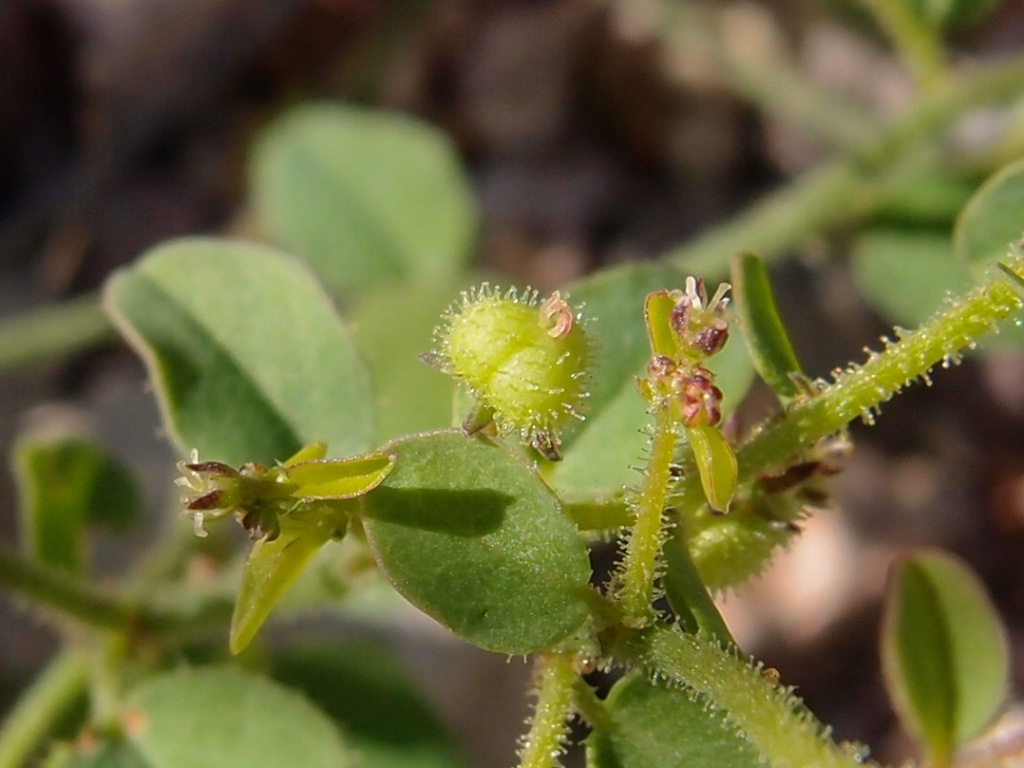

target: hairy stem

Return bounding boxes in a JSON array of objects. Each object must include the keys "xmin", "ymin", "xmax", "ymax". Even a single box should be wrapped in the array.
[
  {"xmin": 613, "ymin": 624, "xmax": 873, "ymax": 768},
  {"xmin": 679, "ymin": 258, "xmax": 1024, "ymax": 510},
  {"xmin": 516, "ymin": 654, "xmax": 577, "ymax": 768},
  {"xmin": 616, "ymin": 410, "xmax": 678, "ymax": 627},
  {"xmin": 0, "ymin": 650, "xmax": 89, "ymax": 768}
]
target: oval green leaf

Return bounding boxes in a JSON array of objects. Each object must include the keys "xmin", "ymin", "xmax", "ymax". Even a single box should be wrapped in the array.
[
  {"xmin": 127, "ymin": 666, "xmax": 354, "ymax": 768},
  {"xmin": 549, "ymin": 263, "xmax": 754, "ymax": 496},
  {"xmin": 955, "ymin": 158, "xmax": 1024, "ymax": 274},
  {"xmin": 13, "ymin": 435, "xmax": 139, "ymax": 573},
  {"xmin": 361, "ymin": 431, "xmax": 592, "ymax": 654},
  {"xmin": 587, "ymin": 673, "xmax": 761, "ymax": 768},
  {"xmin": 104, "ymin": 238, "xmax": 374, "ymax": 466},
  {"xmin": 731, "ymin": 252, "xmax": 803, "ymax": 398},
  {"xmin": 250, "ymin": 103, "xmax": 476, "ymax": 294},
  {"xmin": 272, "ymin": 643, "xmax": 467, "ymax": 768},
  {"xmin": 881, "ymin": 549, "xmax": 1009, "ymax": 761}
]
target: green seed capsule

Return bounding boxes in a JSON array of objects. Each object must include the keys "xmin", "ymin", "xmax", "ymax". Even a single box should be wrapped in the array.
[{"xmin": 433, "ymin": 285, "xmax": 590, "ymax": 459}]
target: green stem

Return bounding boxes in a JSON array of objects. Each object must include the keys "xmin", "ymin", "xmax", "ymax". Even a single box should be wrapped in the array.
[
  {"xmin": 516, "ymin": 654, "xmax": 577, "ymax": 768},
  {"xmin": 665, "ymin": 53, "xmax": 1024, "ymax": 280},
  {"xmin": 854, "ymin": 0, "xmax": 946, "ymax": 91},
  {"xmin": 0, "ymin": 295, "xmax": 112, "ymax": 373},
  {"xmin": 0, "ymin": 650, "xmax": 89, "ymax": 768},
  {"xmin": 651, "ymin": 0, "xmax": 880, "ymax": 151},
  {"xmin": 617, "ymin": 410, "xmax": 677, "ymax": 627},
  {"xmin": 679, "ymin": 258, "xmax": 1024, "ymax": 508},
  {"xmin": 613, "ymin": 624, "xmax": 873, "ymax": 768},
  {"xmin": 0, "ymin": 542, "xmax": 232, "ymax": 636}
]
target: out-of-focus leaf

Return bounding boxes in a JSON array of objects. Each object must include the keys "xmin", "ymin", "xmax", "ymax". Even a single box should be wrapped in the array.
[
  {"xmin": 852, "ymin": 229, "xmax": 974, "ymax": 326},
  {"xmin": 349, "ymin": 281, "xmax": 471, "ymax": 441},
  {"xmin": 127, "ymin": 667, "xmax": 354, "ymax": 768},
  {"xmin": 587, "ymin": 673, "xmax": 761, "ymax": 768},
  {"xmin": 250, "ymin": 103, "xmax": 476, "ymax": 294},
  {"xmin": 905, "ymin": 0, "xmax": 999, "ymax": 31},
  {"xmin": 273, "ymin": 644, "xmax": 466, "ymax": 768},
  {"xmin": 549, "ymin": 263, "xmax": 754, "ymax": 496},
  {"xmin": 13, "ymin": 436, "xmax": 139, "ymax": 573},
  {"xmin": 955, "ymin": 158, "xmax": 1024, "ymax": 275},
  {"xmin": 44, "ymin": 741, "xmax": 150, "ymax": 768},
  {"xmin": 104, "ymin": 238, "xmax": 373, "ymax": 466},
  {"xmin": 731, "ymin": 253, "xmax": 803, "ymax": 399},
  {"xmin": 361, "ymin": 431, "xmax": 592, "ymax": 654},
  {"xmin": 881, "ymin": 550, "xmax": 1009, "ymax": 762}
]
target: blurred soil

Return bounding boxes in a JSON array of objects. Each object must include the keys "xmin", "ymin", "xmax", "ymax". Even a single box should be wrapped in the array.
[{"xmin": 1, "ymin": 1, "xmax": 1024, "ymax": 766}]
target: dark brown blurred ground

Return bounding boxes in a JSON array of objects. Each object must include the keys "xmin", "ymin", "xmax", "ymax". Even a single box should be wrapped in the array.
[{"xmin": 1, "ymin": 1, "xmax": 1024, "ymax": 766}]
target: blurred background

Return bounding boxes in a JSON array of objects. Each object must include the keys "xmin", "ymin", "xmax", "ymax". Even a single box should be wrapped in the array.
[{"xmin": 2, "ymin": 0, "xmax": 1024, "ymax": 765}]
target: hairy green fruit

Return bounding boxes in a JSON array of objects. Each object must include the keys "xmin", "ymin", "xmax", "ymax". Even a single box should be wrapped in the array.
[
  {"xmin": 683, "ymin": 502, "xmax": 799, "ymax": 591},
  {"xmin": 433, "ymin": 285, "xmax": 590, "ymax": 459}
]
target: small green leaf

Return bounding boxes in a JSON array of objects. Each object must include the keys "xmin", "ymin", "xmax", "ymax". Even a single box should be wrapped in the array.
[
  {"xmin": 549, "ymin": 263, "xmax": 754, "ymax": 495},
  {"xmin": 104, "ymin": 238, "xmax": 374, "ymax": 466},
  {"xmin": 731, "ymin": 253, "xmax": 803, "ymax": 398},
  {"xmin": 361, "ymin": 431, "xmax": 592, "ymax": 654},
  {"xmin": 128, "ymin": 666, "xmax": 354, "ymax": 768},
  {"xmin": 881, "ymin": 549, "xmax": 1009, "ymax": 762},
  {"xmin": 286, "ymin": 452, "xmax": 396, "ymax": 499},
  {"xmin": 852, "ymin": 229, "xmax": 974, "ymax": 327},
  {"xmin": 643, "ymin": 291, "xmax": 680, "ymax": 358},
  {"xmin": 686, "ymin": 426, "xmax": 737, "ymax": 513},
  {"xmin": 231, "ymin": 510, "xmax": 350, "ymax": 654},
  {"xmin": 13, "ymin": 436, "xmax": 139, "ymax": 573},
  {"xmin": 272, "ymin": 644, "xmax": 467, "ymax": 768},
  {"xmin": 250, "ymin": 103, "xmax": 476, "ymax": 294},
  {"xmin": 955, "ymin": 158, "xmax": 1024, "ymax": 274},
  {"xmin": 587, "ymin": 673, "xmax": 761, "ymax": 768}
]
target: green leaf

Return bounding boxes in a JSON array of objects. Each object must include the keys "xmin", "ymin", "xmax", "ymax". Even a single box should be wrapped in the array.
[
  {"xmin": 13, "ymin": 436, "xmax": 139, "ymax": 573},
  {"xmin": 45, "ymin": 741, "xmax": 150, "ymax": 768},
  {"xmin": 231, "ymin": 511, "xmax": 350, "ymax": 655},
  {"xmin": 731, "ymin": 253, "xmax": 803, "ymax": 398},
  {"xmin": 127, "ymin": 666, "xmax": 354, "ymax": 768},
  {"xmin": 549, "ymin": 263, "xmax": 754, "ymax": 495},
  {"xmin": 643, "ymin": 291, "xmax": 680, "ymax": 358},
  {"xmin": 361, "ymin": 431, "xmax": 592, "ymax": 654},
  {"xmin": 685, "ymin": 426, "xmax": 737, "ymax": 513},
  {"xmin": 349, "ymin": 281, "xmax": 471, "ymax": 441},
  {"xmin": 881, "ymin": 550, "xmax": 1009, "ymax": 762},
  {"xmin": 250, "ymin": 103, "xmax": 476, "ymax": 294},
  {"xmin": 286, "ymin": 452, "xmax": 396, "ymax": 499},
  {"xmin": 905, "ymin": 0, "xmax": 999, "ymax": 31},
  {"xmin": 955, "ymin": 158, "xmax": 1024, "ymax": 275},
  {"xmin": 852, "ymin": 229, "xmax": 975, "ymax": 326},
  {"xmin": 104, "ymin": 237, "xmax": 374, "ymax": 466},
  {"xmin": 272, "ymin": 644, "xmax": 467, "ymax": 768},
  {"xmin": 587, "ymin": 673, "xmax": 761, "ymax": 768}
]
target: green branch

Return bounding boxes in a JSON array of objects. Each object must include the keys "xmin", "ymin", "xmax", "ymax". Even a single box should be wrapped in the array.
[
  {"xmin": 853, "ymin": 0, "xmax": 946, "ymax": 91},
  {"xmin": 665, "ymin": 53, "xmax": 1024, "ymax": 280},
  {"xmin": 516, "ymin": 654, "xmax": 577, "ymax": 768},
  {"xmin": 614, "ymin": 625, "xmax": 874, "ymax": 768},
  {"xmin": 0, "ymin": 294, "xmax": 112, "ymax": 373},
  {"xmin": 0, "ymin": 542, "xmax": 231, "ymax": 637},
  {"xmin": 0, "ymin": 650, "xmax": 88, "ymax": 768},
  {"xmin": 678, "ymin": 257, "xmax": 1024, "ymax": 509}
]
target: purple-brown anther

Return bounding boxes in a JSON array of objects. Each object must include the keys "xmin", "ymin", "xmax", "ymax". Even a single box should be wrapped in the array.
[
  {"xmin": 680, "ymin": 369, "xmax": 724, "ymax": 427},
  {"xmin": 670, "ymin": 276, "xmax": 730, "ymax": 359}
]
